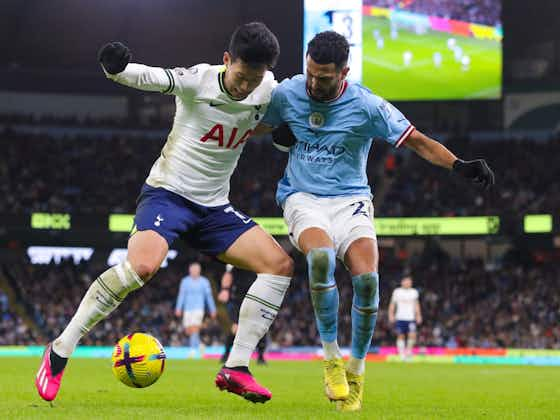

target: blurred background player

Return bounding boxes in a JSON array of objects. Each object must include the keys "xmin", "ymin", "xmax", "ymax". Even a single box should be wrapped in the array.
[
  {"xmin": 35, "ymin": 22, "xmax": 293, "ymax": 404},
  {"xmin": 403, "ymin": 50, "xmax": 413, "ymax": 67},
  {"xmin": 388, "ymin": 275, "xmax": 422, "ymax": 361},
  {"xmin": 174, "ymin": 262, "xmax": 216, "ymax": 356},
  {"xmin": 218, "ymin": 264, "xmax": 268, "ymax": 365},
  {"xmin": 461, "ymin": 55, "xmax": 471, "ymax": 72},
  {"xmin": 258, "ymin": 30, "xmax": 494, "ymax": 412},
  {"xmin": 433, "ymin": 51, "xmax": 442, "ymax": 69}
]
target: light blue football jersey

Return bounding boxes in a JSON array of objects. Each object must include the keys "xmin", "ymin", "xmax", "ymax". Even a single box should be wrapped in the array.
[{"xmin": 261, "ymin": 75, "xmax": 414, "ymax": 206}]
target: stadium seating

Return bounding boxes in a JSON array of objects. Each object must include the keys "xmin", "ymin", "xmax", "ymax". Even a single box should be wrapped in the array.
[{"xmin": 2, "ymin": 252, "xmax": 558, "ymax": 349}]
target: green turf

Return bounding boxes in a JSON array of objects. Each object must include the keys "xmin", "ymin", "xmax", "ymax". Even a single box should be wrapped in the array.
[
  {"xmin": 4, "ymin": 358, "xmax": 560, "ymax": 419},
  {"xmin": 362, "ymin": 16, "xmax": 502, "ymax": 100}
]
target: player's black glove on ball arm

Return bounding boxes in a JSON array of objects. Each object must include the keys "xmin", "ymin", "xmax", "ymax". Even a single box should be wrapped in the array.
[
  {"xmin": 452, "ymin": 159, "xmax": 495, "ymax": 190},
  {"xmin": 98, "ymin": 41, "xmax": 131, "ymax": 75},
  {"xmin": 271, "ymin": 124, "xmax": 297, "ymax": 152}
]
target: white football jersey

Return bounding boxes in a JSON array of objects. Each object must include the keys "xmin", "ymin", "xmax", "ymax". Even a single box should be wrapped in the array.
[
  {"xmin": 105, "ymin": 63, "xmax": 276, "ymax": 206},
  {"xmin": 390, "ymin": 287, "xmax": 419, "ymax": 321}
]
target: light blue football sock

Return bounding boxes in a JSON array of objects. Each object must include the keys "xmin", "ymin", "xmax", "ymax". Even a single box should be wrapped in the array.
[
  {"xmin": 351, "ymin": 272, "xmax": 379, "ymax": 359},
  {"xmin": 307, "ymin": 248, "xmax": 339, "ymax": 344},
  {"xmin": 190, "ymin": 331, "xmax": 200, "ymax": 350}
]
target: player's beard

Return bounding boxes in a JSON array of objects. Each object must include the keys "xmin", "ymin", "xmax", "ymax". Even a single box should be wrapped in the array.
[{"xmin": 307, "ymin": 80, "xmax": 343, "ymax": 102}]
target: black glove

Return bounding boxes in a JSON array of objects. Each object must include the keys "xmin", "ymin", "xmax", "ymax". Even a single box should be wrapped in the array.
[
  {"xmin": 271, "ymin": 124, "xmax": 297, "ymax": 152},
  {"xmin": 452, "ymin": 159, "xmax": 495, "ymax": 190},
  {"xmin": 98, "ymin": 41, "xmax": 131, "ymax": 75}
]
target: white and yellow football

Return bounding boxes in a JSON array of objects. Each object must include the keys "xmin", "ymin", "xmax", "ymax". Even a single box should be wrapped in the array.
[{"xmin": 111, "ymin": 333, "xmax": 166, "ymax": 388}]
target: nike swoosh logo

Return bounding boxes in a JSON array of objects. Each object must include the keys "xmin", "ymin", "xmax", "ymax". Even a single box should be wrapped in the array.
[{"xmin": 209, "ymin": 102, "xmax": 224, "ymax": 107}]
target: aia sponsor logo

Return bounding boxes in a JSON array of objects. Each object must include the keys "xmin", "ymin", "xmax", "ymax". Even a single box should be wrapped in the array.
[{"xmin": 199, "ymin": 124, "xmax": 253, "ymax": 149}]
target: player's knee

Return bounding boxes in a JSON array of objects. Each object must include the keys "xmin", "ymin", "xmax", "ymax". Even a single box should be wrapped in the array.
[
  {"xmin": 307, "ymin": 248, "xmax": 336, "ymax": 289},
  {"xmin": 280, "ymin": 254, "xmax": 295, "ymax": 277},
  {"xmin": 352, "ymin": 272, "xmax": 379, "ymax": 312},
  {"xmin": 129, "ymin": 260, "xmax": 159, "ymax": 282},
  {"xmin": 267, "ymin": 252, "xmax": 294, "ymax": 277},
  {"xmin": 345, "ymin": 238, "xmax": 378, "ymax": 275}
]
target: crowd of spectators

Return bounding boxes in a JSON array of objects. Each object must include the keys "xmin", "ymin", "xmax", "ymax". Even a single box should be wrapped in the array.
[
  {"xmin": 0, "ymin": 288, "xmax": 37, "ymax": 345},
  {"xmin": 3, "ymin": 124, "xmax": 559, "ymax": 223},
  {"xmin": 2, "ymin": 255, "xmax": 224, "ymax": 348},
  {"xmin": 2, "ymin": 116, "xmax": 558, "ymax": 350},
  {"xmin": 380, "ymin": 135, "xmax": 560, "ymax": 220},
  {"xmin": 2, "ymin": 248, "xmax": 558, "ymax": 350},
  {"xmin": 0, "ymin": 113, "xmax": 169, "ymax": 130},
  {"xmin": 0, "ymin": 127, "xmax": 289, "ymax": 216}
]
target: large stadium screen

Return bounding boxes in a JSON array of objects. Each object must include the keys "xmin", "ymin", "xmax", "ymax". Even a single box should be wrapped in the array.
[{"xmin": 304, "ymin": 0, "xmax": 503, "ymax": 101}]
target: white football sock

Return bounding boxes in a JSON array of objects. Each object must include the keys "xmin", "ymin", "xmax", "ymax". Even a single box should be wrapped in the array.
[
  {"xmin": 225, "ymin": 274, "xmax": 290, "ymax": 368},
  {"xmin": 407, "ymin": 337, "xmax": 416, "ymax": 357},
  {"xmin": 322, "ymin": 340, "xmax": 342, "ymax": 360},
  {"xmin": 347, "ymin": 356, "xmax": 366, "ymax": 376},
  {"xmin": 397, "ymin": 338, "xmax": 406, "ymax": 359},
  {"xmin": 53, "ymin": 261, "xmax": 143, "ymax": 357}
]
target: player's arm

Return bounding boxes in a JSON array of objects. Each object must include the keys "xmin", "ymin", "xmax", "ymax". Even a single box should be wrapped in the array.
[
  {"xmin": 388, "ymin": 292, "xmax": 396, "ymax": 324},
  {"xmin": 370, "ymin": 96, "xmax": 495, "ymax": 190},
  {"xmin": 217, "ymin": 265, "xmax": 234, "ymax": 303},
  {"xmin": 175, "ymin": 278, "xmax": 186, "ymax": 317},
  {"xmin": 204, "ymin": 278, "xmax": 217, "ymax": 319},
  {"xmin": 254, "ymin": 83, "xmax": 297, "ymax": 151},
  {"xmin": 253, "ymin": 123, "xmax": 274, "ymax": 136},
  {"xmin": 253, "ymin": 123, "xmax": 296, "ymax": 152},
  {"xmin": 388, "ymin": 303, "xmax": 395, "ymax": 324},
  {"xmin": 403, "ymin": 130, "xmax": 457, "ymax": 169},
  {"xmin": 415, "ymin": 299, "xmax": 422, "ymax": 325},
  {"xmin": 404, "ymin": 130, "xmax": 495, "ymax": 190},
  {"xmin": 98, "ymin": 41, "xmax": 177, "ymax": 94}
]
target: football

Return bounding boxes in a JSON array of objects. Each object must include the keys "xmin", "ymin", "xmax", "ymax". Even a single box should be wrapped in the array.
[{"xmin": 111, "ymin": 333, "xmax": 166, "ymax": 388}]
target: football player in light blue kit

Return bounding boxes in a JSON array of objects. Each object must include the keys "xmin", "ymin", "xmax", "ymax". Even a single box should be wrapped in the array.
[
  {"xmin": 175, "ymin": 262, "xmax": 216, "ymax": 354},
  {"xmin": 257, "ymin": 31, "xmax": 494, "ymax": 411}
]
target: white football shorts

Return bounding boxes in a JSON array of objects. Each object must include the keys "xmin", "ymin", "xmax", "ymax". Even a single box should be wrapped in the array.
[
  {"xmin": 182, "ymin": 309, "xmax": 204, "ymax": 328},
  {"xmin": 283, "ymin": 192, "xmax": 377, "ymax": 260}
]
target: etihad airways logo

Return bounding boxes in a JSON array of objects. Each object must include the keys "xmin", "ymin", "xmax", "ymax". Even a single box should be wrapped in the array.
[
  {"xmin": 294, "ymin": 141, "xmax": 346, "ymax": 165},
  {"xmin": 295, "ymin": 141, "xmax": 345, "ymax": 156}
]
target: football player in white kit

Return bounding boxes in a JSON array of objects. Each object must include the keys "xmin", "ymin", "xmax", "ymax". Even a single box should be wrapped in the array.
[
  {"xmin": 388, "ymin": 275, "xmax": 422, "ymax": 361},
  {"xmin": 36, "ymin": 23, "xmax": 293, "ymax": 404}
]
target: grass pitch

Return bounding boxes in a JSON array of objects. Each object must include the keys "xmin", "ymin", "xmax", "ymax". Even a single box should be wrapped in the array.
[
  {"xmin": 3, "ymin": 358, "xmax": 559, "ymax": 419},
  {"xmin": 362, "ymin": 16, "xmax": 502, "ymax": 100}
]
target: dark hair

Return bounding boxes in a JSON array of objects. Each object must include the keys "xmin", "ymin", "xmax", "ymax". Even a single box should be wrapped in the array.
[
  {"xmin": 307, "ymin": 31, "xmax": 349, "ymax": 70},
  {"xmin": 228, "ymin": 22, "xmax": 280, "ymax": 69}
]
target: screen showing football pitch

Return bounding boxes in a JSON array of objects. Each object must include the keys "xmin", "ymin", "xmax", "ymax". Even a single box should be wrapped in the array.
[{"xmin": 304, "ymin": 0, "xmax": 502, "ymax": 101}]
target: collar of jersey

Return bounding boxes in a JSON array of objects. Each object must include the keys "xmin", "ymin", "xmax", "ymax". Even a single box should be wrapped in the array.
[{"xmin": 218, "ymin": 67, "xmax": 244, "ymax": 101}]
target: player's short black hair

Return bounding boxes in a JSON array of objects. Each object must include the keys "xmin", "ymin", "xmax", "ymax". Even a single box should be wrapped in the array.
[
  {"xmin": 307, "ymin": 31, "xmax": 349, "ymax": 70},
  {"xmin": 228, "ymin": 22, "xmax": 280, "ymax": 69}
]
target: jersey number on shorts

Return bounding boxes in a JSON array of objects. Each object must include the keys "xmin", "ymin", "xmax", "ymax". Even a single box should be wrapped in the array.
[{"xmin": 351, "ymin": 201, "xmax": 368, "ymax": 217}]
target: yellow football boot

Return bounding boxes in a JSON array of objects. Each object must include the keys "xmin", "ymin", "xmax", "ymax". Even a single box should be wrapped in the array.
[
  {"xmin": 336, "ymin": 371, "xmax": 364, "ymax": 412},
  {"xmin": 323, "ymin": 358, "xmax": 349, "ymax": 401}
]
